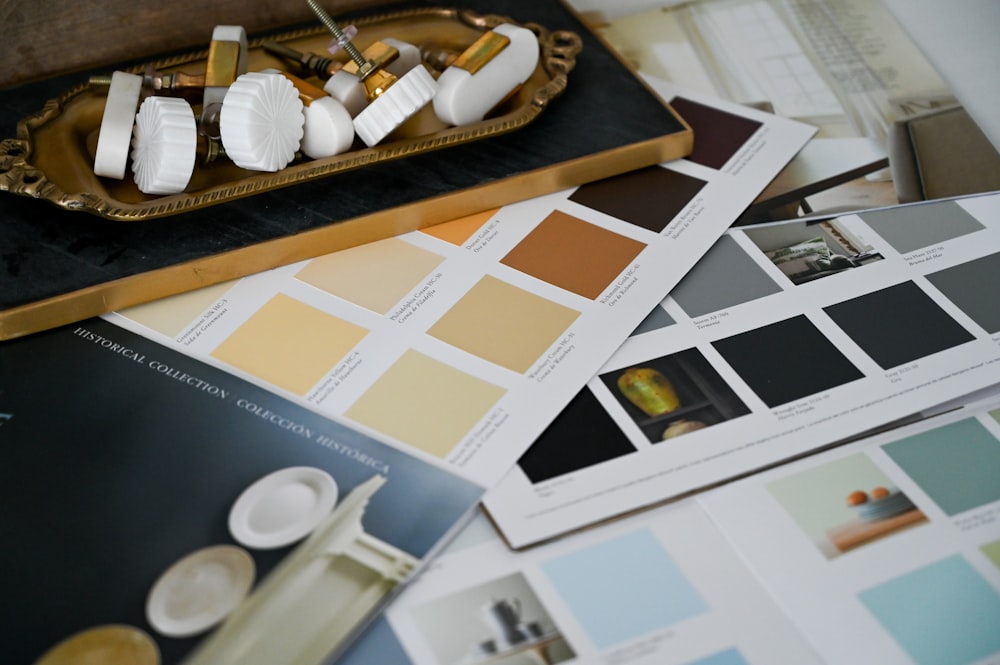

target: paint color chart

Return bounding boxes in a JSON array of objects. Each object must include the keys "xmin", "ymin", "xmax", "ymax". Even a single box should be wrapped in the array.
[
  {"xmin": 485, "ymin": 192, "xmax": 1000, "ymax": 547},
  {"xmin": 700, "ymin": 398, "xmax": 1000, "ymax": 665},
  {"xmin": 110, "ymin": 85, "xmax": 814, "ymax": 487},
  {"xmin": 342, "ymin": 501, "xmax": 821, "ymax": 665}
]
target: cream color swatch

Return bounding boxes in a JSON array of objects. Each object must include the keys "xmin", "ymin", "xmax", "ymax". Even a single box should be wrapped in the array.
[
  {"xmin": 211, "ymin": 293, "xmax": 368, "ymax": 395},
  {"xmin": 118, "ymin": 280, "xmax": 237, "ymax": 337},
  {"xmin": 427, "ymin": 275, "xmax": 581, "ymax": 373},
  {"xmin": 295, "ymin": 237, "xmax": 444, "ymax": 314},
  {"xmin": 345, "ymin": 349, "xmax": 506, "ymax": 458}
]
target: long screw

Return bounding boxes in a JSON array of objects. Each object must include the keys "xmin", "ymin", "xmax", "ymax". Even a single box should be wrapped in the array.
[
  {"xmin": 305, "ymin": 0, "xmax": 377, "ymax": 79},
  {"xmin": 263, "ymin": 42, "xmax": 342, "ymax": 78}
]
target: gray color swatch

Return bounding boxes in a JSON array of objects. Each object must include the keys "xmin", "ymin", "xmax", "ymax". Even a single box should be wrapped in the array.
[
  {"xmin": 926, "ymin": 251, "xmax": 1000, "ymax": 333},
  {"xmin": 671, "ymin": 235, "xmax": 783, "ymax": 318},
  {"xmin": 860, "ymin": 200, "xmax": 985, "ymax": 255}
]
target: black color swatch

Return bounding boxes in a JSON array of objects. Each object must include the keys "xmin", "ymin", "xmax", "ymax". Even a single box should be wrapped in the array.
[
  {"xmin": 823, "ymin": 281, "xmax": 975, "ymax": 370},
  {"xmin": 518, "ymin": 388, "xmax": 637, "ymax": 483},
  {"xmin": 712, "ymin": 315, "xmax": 865, "ymax": 408}
]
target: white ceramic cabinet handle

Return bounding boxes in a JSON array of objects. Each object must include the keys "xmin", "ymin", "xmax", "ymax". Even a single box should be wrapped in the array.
[
  {"xmin": 94, "ymin": 71, "xmax": 143, "ymax": 179},
  {"xmin": 433, "ymin": 23, "xmax": 539, "ymax": 126}
]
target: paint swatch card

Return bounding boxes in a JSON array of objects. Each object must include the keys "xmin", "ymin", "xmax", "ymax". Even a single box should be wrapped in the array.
[
  {"xmin": 336, "ymin": 501, "xmax": 820, "ymax": 665},
  {"xmin": 485, "ymin": 192, "xmax": 1000, "ymax": 547},
  {"xmin": 699, "ymin": 397, "xmax": 1000, "ymax": 665},
  {"xmin": 108, "ymin": 85, "xmax": 814, "ymax": 487}
]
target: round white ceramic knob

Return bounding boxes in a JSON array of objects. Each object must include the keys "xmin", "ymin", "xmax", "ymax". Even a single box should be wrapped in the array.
[
  {"xmin": 352, "ymin": 64, "xmax": 438, "ymax": 147},
  {"xmin": 300, "ymin": 96, "xmax": 355, "ymax": 158},
  {"xmin": 130, "ymin": 96, "xmax": 198, "ymax": 194},
  {"xmin": 94, "ymin": 71, "xmax": 143, "ymax": 179},
  {"xmin": 220, "ymin": 71, "xmax": 305, "ymax": 171}
]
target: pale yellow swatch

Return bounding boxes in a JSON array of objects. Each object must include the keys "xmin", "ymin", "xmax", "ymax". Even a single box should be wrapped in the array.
[
  {"xmin": 428, "ymin": 275, "xmax": 581, "ymax": 373},
  {"xmin": 296, "ymin": 237, "xmax": 444, "ymax": 314},
  {"xmin": 211, "ymin": 293, "xmax": 368, "ymax": 395},
  {"xmin": 118, "ymin": 280, "xmax": 237, "ymax": 337},
  {"xmin": 420, "ymin": 208, "xmax": 499, "ymax": 246},
  {"xmin": 345, "ymin": 349, "xmax": 506, "ymax": 457}
]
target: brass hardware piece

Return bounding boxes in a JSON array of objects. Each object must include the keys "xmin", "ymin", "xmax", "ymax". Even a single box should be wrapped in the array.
[
  {"xmin": 204, "ymin": 40, "xmax": 243, "ymax": 88},
  {"xmin": 452, "ymin": 31, "xmax": 511, "ymax": 75}
]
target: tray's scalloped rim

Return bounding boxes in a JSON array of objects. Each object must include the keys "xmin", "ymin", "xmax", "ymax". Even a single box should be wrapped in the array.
[{"xmin": 0, "ymin": 6, "xmax": 581, "ymax": 221}]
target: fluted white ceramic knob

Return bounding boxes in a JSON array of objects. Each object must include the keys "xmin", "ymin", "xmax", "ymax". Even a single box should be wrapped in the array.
[
  {"xmin": 130, "ymin": 96, "xmax": 197, "ymax": 194},
  {"xmin": 220, "ymin": 71, "xmax": 304, "ymax": 171},
  {"xmin": 352, "ymin": 65, "xmax": 437, "ymax": 147}
]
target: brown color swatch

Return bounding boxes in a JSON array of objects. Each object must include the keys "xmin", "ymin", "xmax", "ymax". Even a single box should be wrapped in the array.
[
  {"xmin": 500, "ymin": 210, "xmax": 647, "ymax": 298},
  {"xmin": 568, "ymin": 166, "xmax": 707, "ymax": 232},
  {"xmin": 669, "ymin": 96, "xmax": 763, "ymax": 169}
]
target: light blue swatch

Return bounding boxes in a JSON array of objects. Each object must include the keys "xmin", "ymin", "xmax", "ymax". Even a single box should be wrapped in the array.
[
  {"xmin": 687, "ymin": 647, "xmax": 748, "ymax": 665},
  {"xmin": 859, "ymin": 555, "xmax": 1000, "ymax": 665},
  {"xmin": 541, "ymin": 528, "xmax": 707, "ymax": 648}
]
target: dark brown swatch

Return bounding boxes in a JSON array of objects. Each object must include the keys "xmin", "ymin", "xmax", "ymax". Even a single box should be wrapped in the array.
[
  {"xmin": 669, "ymin": 96, "xmax": 763, "ymax": 169},
  {"xmin": 568, "ymin": 166, "xmax": 707, "ymax": 232}
]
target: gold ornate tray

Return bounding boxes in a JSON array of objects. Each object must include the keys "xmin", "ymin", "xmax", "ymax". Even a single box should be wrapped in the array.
[{"xmin": 0, "ymin": 7, "xmax": 580, "ymax": 221}]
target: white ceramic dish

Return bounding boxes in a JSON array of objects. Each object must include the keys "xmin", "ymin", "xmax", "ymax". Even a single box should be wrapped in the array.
[
  {"xmin": 145, "ymin": 544, "xmax": 256, "ymax": 638},
  {"xmin": 227, "ymin": 466, "xmax": 338, "ymax": 549}
]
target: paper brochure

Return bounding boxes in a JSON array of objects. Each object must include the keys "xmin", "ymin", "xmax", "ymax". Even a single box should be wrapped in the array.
[
  {"xmin": 484, "ymin": 192, "xmax": 1000, "ymax": 548},
  {"xmin": 699, "ymin": 397, "xmax": 1000, "ymax": 665},
  {"xmin": 0, "ymin": 319, "xmax": 483, "ymax": 665},
  {"xmin": 107, "ymin": 84, "xmax": 814, "ymax": 488},
  {"xmin": 338, "ymin": 503, "xmax": 821, "ymax": 665}
]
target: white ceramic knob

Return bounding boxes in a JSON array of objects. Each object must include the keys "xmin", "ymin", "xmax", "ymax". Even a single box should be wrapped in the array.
[
  {"xmin": 323, "ymin": 69, "xmax": 369, "ymax": 117},
  {"xmin": 94, "ymin": 71, "xmax": 143, "ymax": 179},
  {"xmin": 301, "ymin": 96, "xmax": 355, "ymax": 158},
  {"xmin": 433, "ymin": 23, "xmax": 539, "ymax": 126},
  {"xmin": 220, "ymin": 71, "xmax": 304, "ymax": 171},
  {"xmin": 352, "ymin": 64, "xmax": 437, "ymax": 147},
  {"xmin": 130, "ymin": 96, "xmax": 197, "ymax": 194},
  {"xmin": 322, "ymin": 38, "xmax": 423, "ymax": 117}
]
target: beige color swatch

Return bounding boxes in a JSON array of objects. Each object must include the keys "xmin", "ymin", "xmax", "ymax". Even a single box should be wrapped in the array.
[
  {"xmin": 296, "ymin": 237, "xmax": 445, "ymax": 314},
  {"xmin": 344, "ymin": 349, "xmax": 507, "ymax": 457},
  {"xmin": 211, "ymin": 293, "xmax": 368, "ymax": 395},
  {"xmin": 118, "ymin": 280, "xmax": 237, "ymax": 337},
  {"xmin": 427, "ymin": 275, "xmax": 580, "ymax": 373}
]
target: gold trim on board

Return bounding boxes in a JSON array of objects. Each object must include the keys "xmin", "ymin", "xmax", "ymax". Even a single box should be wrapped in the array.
[{"xmin": 0, "ymin": 130, "xmax": 692, "ymax": 341}]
